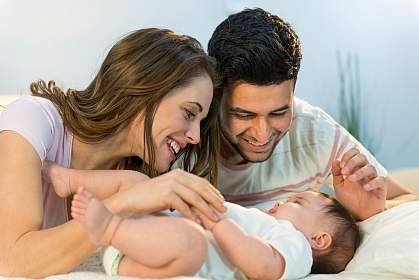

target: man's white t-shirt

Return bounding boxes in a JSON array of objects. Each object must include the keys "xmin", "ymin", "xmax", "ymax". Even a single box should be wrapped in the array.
[{"xmin": 218, "ymin": 97, "xmax": 387, "ymax": 207}]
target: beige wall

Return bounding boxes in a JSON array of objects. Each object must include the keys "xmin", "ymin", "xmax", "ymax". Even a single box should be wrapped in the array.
[
  {"xmin": 1, "ymin": 0, "xmax": 418, "ymax": 170},
  {"xmin": 0, "ymin": 95, "xmax": 22, "ymax": 106}
]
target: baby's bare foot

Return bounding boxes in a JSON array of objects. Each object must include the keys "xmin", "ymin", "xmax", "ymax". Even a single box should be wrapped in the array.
[
  {"xmin": 42, "ymin": 161, "xmax": 72, "ymax": 197},
  {"xmin": 71, "ymin": 187, "xmax": 121, "ymax": 246}
]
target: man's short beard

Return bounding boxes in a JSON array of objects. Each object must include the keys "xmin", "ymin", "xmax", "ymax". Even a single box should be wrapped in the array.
[{"xmin": 221, "ymin": 129, "xmax": 286, "ymax": 164}]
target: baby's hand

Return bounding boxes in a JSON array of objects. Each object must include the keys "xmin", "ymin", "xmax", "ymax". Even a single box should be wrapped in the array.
[{"xmin": 192, "ymin": 206, "xmax": 226, "ymax": 231}]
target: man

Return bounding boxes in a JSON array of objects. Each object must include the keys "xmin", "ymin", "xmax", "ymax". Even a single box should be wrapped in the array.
[{"xmin": 208, "ymin": 8, "xmax": 417, "ymax": 220}]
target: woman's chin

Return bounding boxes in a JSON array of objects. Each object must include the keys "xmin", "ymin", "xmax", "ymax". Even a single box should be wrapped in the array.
[{"xmin": 155, "ymin": 161, "xmax": 171, "ymax": 174}]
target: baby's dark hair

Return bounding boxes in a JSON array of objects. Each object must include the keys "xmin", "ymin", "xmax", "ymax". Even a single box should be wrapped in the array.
[
  {"xmin": 208, "ymin": 8, "xmax": 301, "ymax": 89},
  {"xmin": 311, "ymin": 193, "xmax": 362, "ymax": 274}
]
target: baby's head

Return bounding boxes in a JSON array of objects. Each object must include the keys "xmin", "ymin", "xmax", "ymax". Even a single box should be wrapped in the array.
[{"xmin": 267, "ymin": 190, "xmax": 361, "ymax": 274}]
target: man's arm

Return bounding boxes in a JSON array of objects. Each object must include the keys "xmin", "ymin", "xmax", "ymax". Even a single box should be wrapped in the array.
[{"xmin": 384, "ymin": 175, "xmax": 419, "ymax": 209}]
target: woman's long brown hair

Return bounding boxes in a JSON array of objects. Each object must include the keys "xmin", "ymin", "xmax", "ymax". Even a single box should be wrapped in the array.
[{"xmin": 30, "ymin": 28, "xmax": 220, "ymax": 185}]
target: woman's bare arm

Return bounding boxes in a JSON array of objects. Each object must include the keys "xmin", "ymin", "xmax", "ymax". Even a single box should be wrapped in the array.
[
  {"xmin": 0, "ymin": 131, "xmax": 97, "ymax": 277},
  {"xmin": 0, "ymin": 131, "xmax": 225, "ymax": 277}
]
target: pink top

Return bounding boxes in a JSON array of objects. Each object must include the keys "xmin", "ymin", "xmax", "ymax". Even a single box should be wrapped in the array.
[{"xmin": 0, "ymin": 96, "xmax": 73, "ymax": 229}]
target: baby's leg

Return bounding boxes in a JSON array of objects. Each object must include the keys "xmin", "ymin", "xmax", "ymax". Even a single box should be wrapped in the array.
[
  {"xmin": 42, "ymin": 161, "xmax": 73, "ymax": 197},
  {"xmin": 115, "ymin": 215, "xmax": 208, "ymax": 278},
  {"xmin": 44, "ymin": 161, "xmax": 149, "ymax": 200},
  {"xmin": 72, "ymin": 187, "xmax": 208, "ymax": 278}
]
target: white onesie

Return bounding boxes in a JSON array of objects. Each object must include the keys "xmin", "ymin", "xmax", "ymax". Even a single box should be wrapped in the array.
[{"xmin": 103, "ymin": 202, "xmax": 312, "ymax": 279}]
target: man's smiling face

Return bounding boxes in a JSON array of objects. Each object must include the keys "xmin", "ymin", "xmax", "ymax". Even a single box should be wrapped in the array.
[{"xmin": 220, "ymin": 80, "xmax": 294, "ymax": 164}]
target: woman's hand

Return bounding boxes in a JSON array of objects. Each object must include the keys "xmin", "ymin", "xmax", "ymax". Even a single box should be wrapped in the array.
[
  {"xmin": 191, "ymin": 206, "xmax": 227, "ymax": 231},
  {"xmin": 117, "ymin": 169, "xmax": 225, "ymax": 222}
]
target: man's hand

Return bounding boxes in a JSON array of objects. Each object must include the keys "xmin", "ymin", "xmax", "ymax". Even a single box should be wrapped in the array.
[{"xmin": 332, "ymin": 149, "xmax": 387, "ymax": 220}]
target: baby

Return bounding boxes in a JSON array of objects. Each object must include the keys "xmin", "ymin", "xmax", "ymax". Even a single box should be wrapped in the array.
[{"xmin": 44, "ymin": 163, "xmax": 361, "ymax": 279}]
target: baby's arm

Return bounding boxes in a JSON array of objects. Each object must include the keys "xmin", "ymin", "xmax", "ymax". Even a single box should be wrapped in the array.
[
  {"xmin": 42, "ymin": 161, "xmax": 149, "ymax": 200},
  {"xmin": 194, "ymin": 209, "xmax": 285, "ymax": 280}
]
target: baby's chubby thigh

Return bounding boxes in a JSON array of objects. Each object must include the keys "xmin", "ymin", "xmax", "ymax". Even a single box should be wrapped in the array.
[
  {"xmin": 156, "ymin": 215, "xmax": 209, "ymax": 276},
  {"xmin": 155, "ymin": 211, "xmax": 209, "ymax": 274},
  {"xmin": 106, "ymin": 213, "xmax": 209, "ymax": 277}
]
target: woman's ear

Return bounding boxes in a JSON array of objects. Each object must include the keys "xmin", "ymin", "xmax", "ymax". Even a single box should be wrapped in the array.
[{"xmin": 310, "ymin": 231, "xmax": 333, "ymax": 251}]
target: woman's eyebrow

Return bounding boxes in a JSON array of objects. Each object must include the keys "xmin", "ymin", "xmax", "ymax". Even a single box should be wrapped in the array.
[{"xmin": 186, "ymin": 102, "xmax": 203, "ymax": 112}]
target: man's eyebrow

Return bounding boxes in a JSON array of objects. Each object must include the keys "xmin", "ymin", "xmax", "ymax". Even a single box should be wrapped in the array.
[
  {"xmin": 270, "ymin": 104, "xmax": 289, "ymax": 113},
  {"xmin": 229, "ymin": 108, "xmax": 254, "ymax": 114},
  {"xmin": 229, "ymin": 104, "xmax": 289, "ymax": 114},
  {"xmin": 186, "ymin": 102, "xmax": 203, "ymax": 113}
]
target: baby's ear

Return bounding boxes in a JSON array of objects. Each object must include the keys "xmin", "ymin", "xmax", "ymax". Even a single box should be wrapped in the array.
[{"xmin": 310, "ymin": 232, "xmax": 332, "ymax": 251}]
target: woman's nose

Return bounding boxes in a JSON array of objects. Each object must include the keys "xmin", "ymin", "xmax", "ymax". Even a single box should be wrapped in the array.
[{"xmin": 185, "ymin": 122, "xmax": 200, "ymax": 144}]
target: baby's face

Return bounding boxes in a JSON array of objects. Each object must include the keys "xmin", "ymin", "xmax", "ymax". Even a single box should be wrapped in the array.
[{"xmin": 267, "ymin": 191, "xmax": 331, "ymax": 238}]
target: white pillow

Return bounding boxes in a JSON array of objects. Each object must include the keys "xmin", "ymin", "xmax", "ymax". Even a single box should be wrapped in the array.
[
  {"xmin": 345, "ymin": 201, "xmax": 419, "ymax": 277},
  {"xmin": 306, "ymin": 201, "xmax": 419, "ymax": 279}
]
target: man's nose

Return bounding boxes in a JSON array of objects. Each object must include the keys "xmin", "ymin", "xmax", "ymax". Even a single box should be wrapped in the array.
[{"xmin": 250, "ymin": 117, "xmax": 271, "ymax": 143}]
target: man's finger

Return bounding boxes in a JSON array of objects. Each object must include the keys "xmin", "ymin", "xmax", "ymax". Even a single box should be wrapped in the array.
[
  {"xmin": 332, "ymin": 160, "xmax": 344, "ymax": 187},
  {"xmin": 340, "ymin": 147, "xmax": 360, "ymax": 168},
  {"xmin": 341, "ymin": 153, "xmax": 368, "ymax": 175},
  {"xmin": 363, "ymin": 176, "xmax": 386, "ymax": 192},
  {"xmin": 348, "ymin": 164, "xmax": 378, "ymax": 182}
]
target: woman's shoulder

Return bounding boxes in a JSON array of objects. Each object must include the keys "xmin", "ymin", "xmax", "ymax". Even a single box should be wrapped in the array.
[
  {"xmin": 0, "ymin": 95, "xmax": 66, "ymax": 160},
  {"xmin": 9, "ymin": 95, "xmax": 57, "ymax": 112},
  {"xmin": 3, "ymin": 95, "xmax": 62, "ymax": 123}
]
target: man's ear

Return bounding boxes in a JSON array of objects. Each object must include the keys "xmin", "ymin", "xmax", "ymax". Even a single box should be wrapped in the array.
[{"xmin": 310, "ymin": 231, "xmax": 333, "ymax": 251}]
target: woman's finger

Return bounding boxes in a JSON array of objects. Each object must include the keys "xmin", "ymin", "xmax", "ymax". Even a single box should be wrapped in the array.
[
  {"xmin": 172, "ymin": 170, "xmax": 225, "ymax": 213},
  {"xmin": 170, "ymin": 195, "xmax": 194, "ymax": 221},
  {"xmin": 173, "ymin": 169, "xmax": 224, "ymax": 199},
  {"xmin": 173, "ymin": 184, "xmax": 220, "ymax": 222}
]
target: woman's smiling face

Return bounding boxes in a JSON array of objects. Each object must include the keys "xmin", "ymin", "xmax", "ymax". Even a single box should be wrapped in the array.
[{"xmin": 133, "ymin": 74, "xmax": 213, "ymax": 173}]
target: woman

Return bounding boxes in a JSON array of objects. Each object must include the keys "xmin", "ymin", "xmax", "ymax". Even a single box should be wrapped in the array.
[{"xmin": 0, "ymin": 28, "xmax": 224, "ymax": 277}]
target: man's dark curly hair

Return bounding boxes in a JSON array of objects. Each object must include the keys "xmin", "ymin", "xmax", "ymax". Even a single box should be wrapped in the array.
[{"xmin": 208, "ymin": 7, "xmax": 302, "ymax": 89}]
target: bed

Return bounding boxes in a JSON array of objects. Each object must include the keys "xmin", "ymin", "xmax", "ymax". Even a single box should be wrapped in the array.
[
  {"xmin": 2, "ymin": 168, "xmax": 415, "ymax": 280},
  {"xmin": 5, "ymin": 196, "xmax": 414, "ymax": 280}
]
